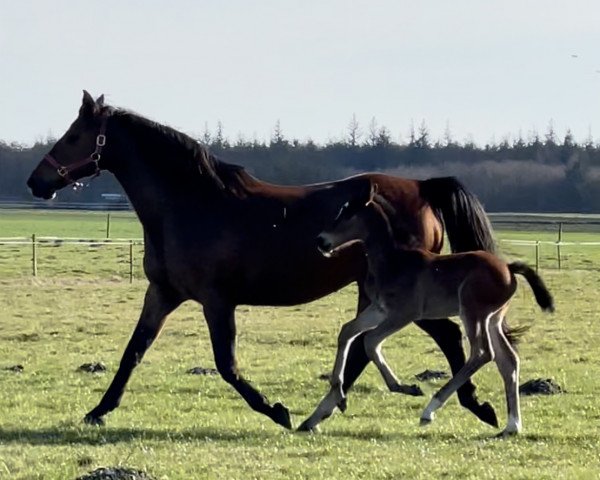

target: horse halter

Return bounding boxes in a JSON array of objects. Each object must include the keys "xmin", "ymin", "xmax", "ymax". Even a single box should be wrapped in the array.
[{"xmin": 43, "ymin": 115, "xmax": 108, "ymax": 189}]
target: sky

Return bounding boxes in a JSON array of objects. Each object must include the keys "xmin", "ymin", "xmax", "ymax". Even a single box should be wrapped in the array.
[{"xmin": 1, "ymin": 0, "xmax": 600, "ymax": 146}]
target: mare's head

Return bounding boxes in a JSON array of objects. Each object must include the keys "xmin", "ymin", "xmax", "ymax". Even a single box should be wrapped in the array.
[
  {"xmin": 27, "ymin": 90, "xmax": 109, "ymax": 199},
  {"xmin": 316, "ymin": 182, "xmax": 384, "ymax": 257}
]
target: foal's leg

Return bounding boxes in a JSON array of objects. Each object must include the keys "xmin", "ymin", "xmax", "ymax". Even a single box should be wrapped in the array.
[
  {"xmin": 84, "ymin": 283, "xmax": 182, "ymax": 425},
  {"xmin": 363, "ymin": 316, "xmax": 424, "ymax": 396},
  {"xmin": 490, "ymin": 315, "xmax": 522, "ymax": 436},
  {"xmin": 297, "ymin": 305, "xmax": 385, "ymax": 432},
  {"xmin": 203, "ymin": 300, "xmax": 292, "ymax": 429},
  {"xmin": 416, "ymin": 319, "xmax": 498, "ymax": 427},
  {"xmin": 420, "ymin": 312, "xmax": 494, "ymax": 425},
  {"xmin": 340, "ymin": 284, "xmax": 371, "ymax": 394}
]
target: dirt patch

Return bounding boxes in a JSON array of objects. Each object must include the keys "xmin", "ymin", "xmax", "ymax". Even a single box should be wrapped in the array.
[
  {"xmin": 187, "ymin": 366, "xmax": 218, "ymax": 375},
  {"xmin": 78, "ymin": 362, "xmax": 107, "ymax": 373},
  {"xmin": 4, "ymin": 364, "xmax": 24, "ymax": 373},
  {"xmin": 415, "ymin": 369, "xmax": 449, "ymax": 381},
  {"xmin": 519, "ymin": 378, "xmax": 564, "ymax": 396},
  {"xmin": 76, "ymin": 467, "xmax": 155, "ymax": 480},
  {"xmin": 318, "ymin": 372, "xmax": 331, "ymax": 381},
  {"xmin": 11, "ymin": 333, "xmax": 40, "ymax": 342}
]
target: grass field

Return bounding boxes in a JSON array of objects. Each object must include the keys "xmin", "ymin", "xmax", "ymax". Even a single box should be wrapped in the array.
[{"xmin": 1, "ymin": 210, "xmax": 600, "ymax": 479}]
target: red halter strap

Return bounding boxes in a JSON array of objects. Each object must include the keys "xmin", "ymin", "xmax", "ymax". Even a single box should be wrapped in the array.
[{"xmin": 43, "ymin": 116, "xmax": 108, "ymax": 186}]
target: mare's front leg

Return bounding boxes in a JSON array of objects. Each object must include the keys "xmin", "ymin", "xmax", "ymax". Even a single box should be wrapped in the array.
[
  {"xmin": 297, "ymin": 305, "xmax": 384, "ymax": 432},
  {"xmin": 84, "ymin": 283, "xmax": 182, "ymax": 425},
  {"xmin": 415, "ymin": 318, "xmax": 499, "ymax": 427},
  {"xmin": 203, "ymin": 300, "xmax": 292, "ymax": 429}
]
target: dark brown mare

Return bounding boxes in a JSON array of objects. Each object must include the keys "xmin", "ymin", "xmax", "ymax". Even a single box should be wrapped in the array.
[{"xmin": 26, "ymin": 91, "xmax": 498, "ymax": 429}]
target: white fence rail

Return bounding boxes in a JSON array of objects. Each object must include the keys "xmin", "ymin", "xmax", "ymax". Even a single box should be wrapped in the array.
[
  {"xmin": 0, "ymin": 235, "xmax": 143, "ymax": 281},
  {"xmin": 1, "ymin": 235, "xmax": 600, "ymax": 279}
]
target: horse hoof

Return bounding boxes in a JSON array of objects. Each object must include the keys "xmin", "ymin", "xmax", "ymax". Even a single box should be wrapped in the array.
[
  {"xmin": 404, "ymin": 384, "xmax": 425, "ymax": 396},
  {"xmin": 477, "ymin": 401, "xmax": 499, "ymax": 428},
  {"xmin": 337, "ymin": 397, "xmax": 348, "ymax": 413},
  {"xmin": 495, "ymin": 429, "xmax": 519, "ymax": 438},
  {"xmin": 391, "ymin": 384, "xmax": 425, "ymax": 396},
  {"xmin": 272, "ymin": 402, "xmax": 293, "ymax": 430},
  {"xmin": 297, "ymin": 420, "xmax": 319, "ymax": 433},
  {"xmin": 419, "ymin": 417, "xmax": 432, "ymax": 427},
  {"xmin": 83, "ymin": 414, "xmax": 105, "ymax": 426}
]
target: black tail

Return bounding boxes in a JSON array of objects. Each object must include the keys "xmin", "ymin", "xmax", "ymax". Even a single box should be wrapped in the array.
[
  {"xmin": 501, "ymin": 323, "xmax": 531, "ymax": 347},
  {"xmin": 509, "ymin": 262, "xmax": 555, "ymax": 313},
  {"xmin": 419, "ymin": 177, "xmax": 496, "ymax": 254}
]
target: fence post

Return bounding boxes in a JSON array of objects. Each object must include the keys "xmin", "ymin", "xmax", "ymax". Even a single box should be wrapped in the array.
[
  {"xmin": 32, "ymin": 233, "xmax": 37, "ymax": 277},
  {"xmin": 129, "ymin": 240, "xmax": 134, "ymax": 283},
  {"xmin": 535, "ymin": 241, "xmax": 540, "ymax": 272},
  {"xmin": 556, "ymin": 222, "xmax": 562, "ymax": 270},
  {"xmin": 106, "ymin": 213, "xmax": 111, "ymax": 239}
]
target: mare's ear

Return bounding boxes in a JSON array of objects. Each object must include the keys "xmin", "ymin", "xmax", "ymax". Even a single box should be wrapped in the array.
[
  {"xmin": 96, "ymin": 94, "xmax": 105, "ymax": 107},
  {"xmin": 80, "ymin": 90, "xmax": 95, "ymax": 117}
]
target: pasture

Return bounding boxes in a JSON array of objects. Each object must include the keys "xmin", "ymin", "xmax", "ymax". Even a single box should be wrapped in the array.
[{"xmin": 1, "ymin": 210, "xmax": 600, "ymax": 479}]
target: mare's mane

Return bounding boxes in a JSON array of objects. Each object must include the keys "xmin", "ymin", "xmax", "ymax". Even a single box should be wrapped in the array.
[{"xmin": 106, "ymin": 107, "xmax": 252, "ymax": 197}]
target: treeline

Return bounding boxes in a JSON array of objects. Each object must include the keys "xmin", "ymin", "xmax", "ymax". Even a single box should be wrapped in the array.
[{"xmin": 2, "ymin": 120, "xmax": 600, "ymax": 212}]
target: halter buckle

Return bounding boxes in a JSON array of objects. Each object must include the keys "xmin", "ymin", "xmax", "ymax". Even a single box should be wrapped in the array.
[
  {"xmin": 57, "ymin": 166, "xmax": 68, "ymax": 178},
  {"xmin": 96, "ymin": 134, "xmax": 106, "ymax": 147}
]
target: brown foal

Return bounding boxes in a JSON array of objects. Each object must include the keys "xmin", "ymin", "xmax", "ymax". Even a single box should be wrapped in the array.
[{"xmin": 299, "ymin": 183, "xmax": 554, "ymax": 435}]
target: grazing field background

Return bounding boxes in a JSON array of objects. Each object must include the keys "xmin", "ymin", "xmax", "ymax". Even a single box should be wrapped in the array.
[{"xmin": 1, "ymin": 209, "xmax": 599, "ymax": 479}]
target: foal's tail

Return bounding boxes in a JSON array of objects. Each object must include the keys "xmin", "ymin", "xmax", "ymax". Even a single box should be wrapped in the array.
[
  {"xmin": 419, "ymin": 177, "xmax": 496, "ymax": 254},
  {"xmin": 509, "ymin": 262, "xmax": 555, "ymax": 313}
]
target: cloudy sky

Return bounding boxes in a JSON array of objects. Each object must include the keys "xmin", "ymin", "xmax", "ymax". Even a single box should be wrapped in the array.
[{"xmin": 1, "ymin": 0, "xmax": 599, "ymax": 146}]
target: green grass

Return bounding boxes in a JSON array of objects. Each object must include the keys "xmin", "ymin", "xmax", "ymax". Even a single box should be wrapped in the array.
[{"xmin": 1, "ymin": 210, "xmax": 600, "ymax": 479}]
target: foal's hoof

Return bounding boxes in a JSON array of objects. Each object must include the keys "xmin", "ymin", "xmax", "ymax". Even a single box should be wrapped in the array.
[
  {"xmin": 495, "ymin": 429, "xmax": 519, "ymax": 438},
  {"xmin": 476, "ymin": 401, "xmax": 499, "ymax": 428},
  {"xmin": 272, "ymin": 402, "xmax": 293, "ymax": 430},
  {"xmin": 337, "ymin": 397, "xmax": 348, "ymax": 413},
  {"xmin": 419, "ymin": 417, "xmax": 432, "ymax": 427},
  {"xmin": 296, "ymin": 420, "xmax": 320, "ymax": 433},
  {"xmin": 83, "ymin": 414, "xmax": 105, "ymax": 426},
  {"xmin": 392, "ymin": 384, "xmax": 425, "ymax": 396}
]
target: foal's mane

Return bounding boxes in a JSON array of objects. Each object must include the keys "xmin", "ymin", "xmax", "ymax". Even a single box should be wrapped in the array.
[{"xmin": 106, "ymin": 107, "xmax": 252, "ymax": 197}]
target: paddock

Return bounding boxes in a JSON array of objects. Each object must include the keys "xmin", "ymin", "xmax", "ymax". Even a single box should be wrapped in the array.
[{"xmin": 1, "ymin": 210, "xmax": 599, "ymax": 478}]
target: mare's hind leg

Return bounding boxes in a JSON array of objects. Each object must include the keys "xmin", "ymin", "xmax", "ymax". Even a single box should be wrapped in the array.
[
  {"xmin": 84, "ymin": 283, "xmax": 182, "ymax": 425},
  {"xmin": 420, "ymin": 312, "xmax": 494, "ymax": 425},
  {"xmin": 203, "ymin": 300, "xmax": 292, "ymax": 429},
  {"xmin": 363, "ymin": 315, "xmax": 424, "ymax": 396},
  {"xmin": 416, "ymin": 319, "xmax": 498, "ymax": 427},
  {"xmin": 490, "ymin": 314, "xmax": 522, "ymax": 436}
]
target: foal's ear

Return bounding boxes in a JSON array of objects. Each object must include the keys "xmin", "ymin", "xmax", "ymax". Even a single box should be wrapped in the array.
[
  {"xmin": 366, "ymin": 182, "xmax": 379, "ymax": 205},
  {"xmin": 96, "ymin": 94, "xmax": 105, "ymax": 107}
]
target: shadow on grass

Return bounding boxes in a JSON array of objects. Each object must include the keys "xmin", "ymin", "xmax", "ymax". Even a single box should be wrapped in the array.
[{"xmin": 0, "ymin": 425, "xmax": 275, "ymax": 446}]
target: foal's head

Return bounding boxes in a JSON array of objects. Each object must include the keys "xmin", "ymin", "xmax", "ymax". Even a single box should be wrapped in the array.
[
  {"xmin": 317, "ymin": 182, "xmax": 387, "ymax": 257},
  {"xmin": 27, "ymin": 90, "xmax": 108, "ymax": 199}
]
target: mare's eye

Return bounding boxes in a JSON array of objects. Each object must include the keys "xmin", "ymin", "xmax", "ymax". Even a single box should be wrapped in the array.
[{"xmin": 66, "ymin": 134, "xmax": 80, "ymax": 144}]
